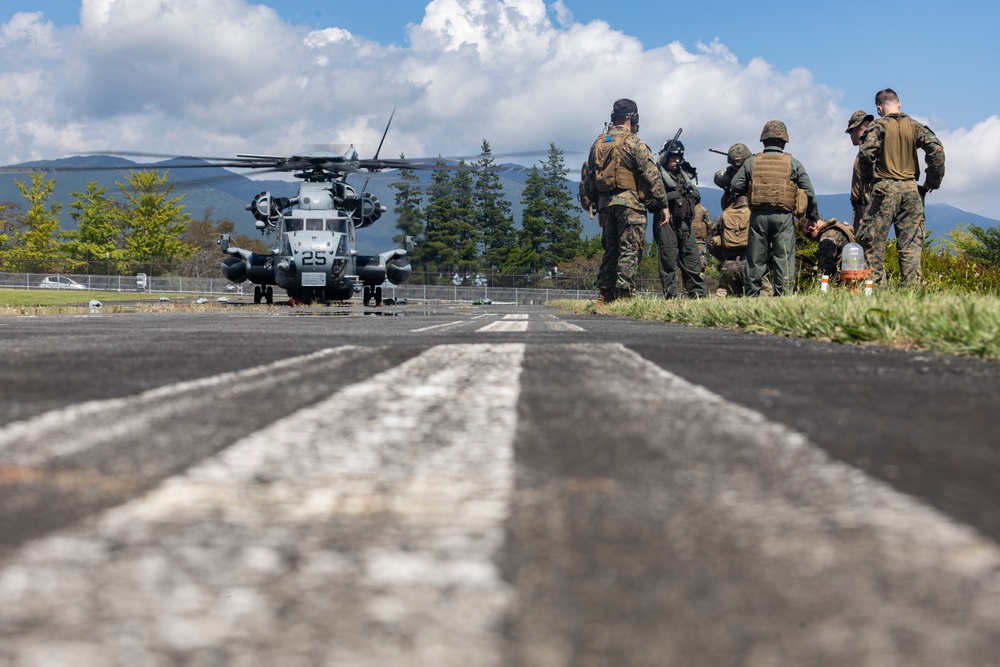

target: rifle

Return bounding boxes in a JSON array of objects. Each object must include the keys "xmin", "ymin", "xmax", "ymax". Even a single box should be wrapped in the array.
[{"xmin": 709, "ymin": 148, "xmax": 727, "ymax": 156}]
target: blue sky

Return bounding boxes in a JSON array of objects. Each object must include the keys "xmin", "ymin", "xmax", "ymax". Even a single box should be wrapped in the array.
[{"xmin": 3, "ymin": 0, "xmax": 998, "ymax": 216}]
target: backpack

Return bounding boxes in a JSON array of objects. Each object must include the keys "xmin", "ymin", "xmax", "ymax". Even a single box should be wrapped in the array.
[{"xmin": 721, "ymin": 205, "xmax": 750, "ymax": 250}]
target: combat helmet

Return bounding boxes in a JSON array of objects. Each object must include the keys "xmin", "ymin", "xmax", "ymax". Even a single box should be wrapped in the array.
[
  {"xmin": 759, "ymin": 120, "xmax": 789, "ymax": 143},
  {"xmin": 727, "ymin": 143, "xmax": 751, "ymax": 167},
  {"xmin": 660, "ymin": 139, "xmax": 685, "ymax": 157}
]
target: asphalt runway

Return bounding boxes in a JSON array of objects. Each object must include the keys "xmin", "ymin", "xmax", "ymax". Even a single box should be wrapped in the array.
[{"xmin": 1, "ymin": 302, "xmax": 999, "ymax": 666}]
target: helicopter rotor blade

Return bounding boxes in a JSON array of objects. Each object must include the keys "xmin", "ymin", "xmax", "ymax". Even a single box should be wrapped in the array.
[{"xmin": 372, "ymin": 108, "xmax": 396, "ymax": 162}]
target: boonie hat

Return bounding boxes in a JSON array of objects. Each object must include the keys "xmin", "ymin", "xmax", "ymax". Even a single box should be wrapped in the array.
[{"xmin": 846, "ymin": 109, "xmax": 874, "ymax": 132}]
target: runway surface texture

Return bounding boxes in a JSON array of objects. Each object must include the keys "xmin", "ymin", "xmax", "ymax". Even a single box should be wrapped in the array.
[{"xmin": 1, "ymin": 302, "xmax": 999, "ymax": 666}]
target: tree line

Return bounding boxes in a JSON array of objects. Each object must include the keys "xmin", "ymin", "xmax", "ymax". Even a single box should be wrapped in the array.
[
  {"xmin": 0, "ymin": 169, "xmax": 268, "ymax": 276},
  {"xmin": 391, "ymin": 140, "xmax": 595, "ymax": 275},
  {"xmin": 0, "ymin": 140, "xmax": 601, "ymax": 280}
]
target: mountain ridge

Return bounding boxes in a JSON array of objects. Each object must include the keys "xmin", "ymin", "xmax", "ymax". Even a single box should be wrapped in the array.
[{"xmin": 2, "ymin": 155, "xmax": 995, "ymax": 255}]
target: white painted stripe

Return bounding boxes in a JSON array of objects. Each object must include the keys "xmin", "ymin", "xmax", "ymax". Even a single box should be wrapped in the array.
[
  {"xmin": 540, "ymin": 320, "xmax": 584, "ymax": 332},
  {"xmin": 502, "ymin": 314, "xmax": 529, "ymax": 320},
  {"xmin": 410, "ymin": 320, "xmax": 466, "ymax": 332},
  {"xmin": 0, "ymin": 344, "xmax": 525, "ymax": 667},
  {"xmin": 477, "ymin": 321, "xmax": 529, "ymax": 332},
  {"xmin": 0, "ymin": 347, "xmax": 355, "ymax": 465}
]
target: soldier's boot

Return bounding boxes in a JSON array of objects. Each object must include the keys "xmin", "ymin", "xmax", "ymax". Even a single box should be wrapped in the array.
[
  {"xmin": 616, "ymin": 287, "xmax": 635, "ymax": 301},
  {"xmin": 594, "ymin": 288, "xmax": 615, "ymax": 313}
]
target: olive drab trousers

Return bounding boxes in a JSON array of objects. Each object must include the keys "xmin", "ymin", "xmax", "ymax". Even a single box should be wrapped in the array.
[
  {"xmin": 654, "ymin": 218, "xmax": 706, "ymax": 299},
  {"xmin": 744, "ymin": 210, "xmax": 795, "ymax": 296}
]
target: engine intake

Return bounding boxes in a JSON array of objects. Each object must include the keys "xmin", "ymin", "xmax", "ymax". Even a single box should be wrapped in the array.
[{"xmin": 353, "ymin": 193, "xmax": 386, "ymax": 229}]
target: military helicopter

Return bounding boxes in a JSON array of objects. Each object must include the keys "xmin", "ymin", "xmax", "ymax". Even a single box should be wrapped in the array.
[
  {"xmin": 150, "ymin": 114, "xmax": 479, "ymax": 306},
  {"xmin": 9, "ymin": 112, "xmax": 483, "ymax": 306}
]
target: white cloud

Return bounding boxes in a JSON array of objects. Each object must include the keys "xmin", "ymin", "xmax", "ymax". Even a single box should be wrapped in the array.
[{"xmin": 0, "ymin": 0, "xmax": 995, "ymax": 219}]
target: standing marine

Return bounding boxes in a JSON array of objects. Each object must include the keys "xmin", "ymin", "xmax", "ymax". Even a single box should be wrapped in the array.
[
  {"xmin": 653, "ymin": 139, "xmax": 707, "ymax": 299},
  {"xmin": 690, "ymin": 202, "xmax": 712, "ymax": 271},
  {"xmin": 857, "ymin": 88, "xmax": 945, "ymax": 287},
  {"xmin": 713, "ymin": 143, "xmax": 752, "ymax": 210},
  {"xmin": 583, "ymin": 99, "xmax": 670, "ymax": 307},
  {"xmin": 730, "ymin": 120, "xmax": 821, "ymax": 296},
  {"xmin": 845, "ymin": 109, "xmax": 874, "ymax": 226}
]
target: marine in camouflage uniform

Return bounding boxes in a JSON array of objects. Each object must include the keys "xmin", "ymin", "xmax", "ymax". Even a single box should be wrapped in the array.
[
  {"xmin": 707, "ymin": 194, "xmax": 773, "ymax": 297},
  {"xmin": 857, "ymin": 89, "xmax": 945, "ymax": 287},
  {"xmin": 583, "ymin": 99, "xmax": 670, "ymax": 303},
  {"xmin": 708, "ymin": 203, "xmax": 749, "ymax": 297},
  {"xmin": 691, "ymin": 203, "xmax": 712, "ymax": 270},
  {"xmin": 713, "ymin": 143, "xmax": 752, "ymax": 211},
  {"xmin": 653, "ymin": 139, "xmax": 707, "ymax": 299},
  {"xmin": 730, "ymin": 120, "xmax": 820, "ymax": 296},
  {"xmin": 801, "ymin": 217, "xmax": 856, "ymax": 278},
  {"xmin": 845, "ymin": 110, "xmax": 874, "ymax": 226}
]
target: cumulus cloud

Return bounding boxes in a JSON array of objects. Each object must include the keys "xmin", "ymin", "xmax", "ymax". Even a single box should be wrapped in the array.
[{"xmin": 0, "ymin": 0, "xmax": 996, "ymax": 217}]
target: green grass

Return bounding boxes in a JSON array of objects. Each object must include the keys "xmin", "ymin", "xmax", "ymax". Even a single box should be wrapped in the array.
[
  {"xmin": 0, "ymin": 288, "xmax": 230, "ymax": 314},
  {"xmin": 550, "ymin": 290, "xmax": 1000, "ymax": 359}
]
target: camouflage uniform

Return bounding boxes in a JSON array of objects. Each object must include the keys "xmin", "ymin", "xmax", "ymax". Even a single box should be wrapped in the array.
[
  {"xmin": 690, "ymin": 203, "xmax": 712, "ymax": 269},
  {"xmin": 585, "ymin": 109, "xmax": 669, "ymax": 299},
  {"xmin": 846, "ymin": 110, "xmax": 875, "ymax": 226},
  {"xmin": 654, "ymin": 157, "xmax": 707, "ymax": 299},
  {"xmin": 578, "ymin": 161, "xmax": 596, "ymax": 216},
  {"xmin": 857, "ymin": 112, "xmax": 945, "ymax": 286},
  {"xmin": 815, "ymin": 218, "xmax": 856, "ymax": 277},
  {"xmin": 708, "ymin": 201, "xmax": 759, "ymax": 297},
  {"xmin": 713, "ymin": 143, "xmax": 752, "ymax": 210},
  {"xmin": 730, "ymin": 122, "xmax": 819, "ymax": 296}
]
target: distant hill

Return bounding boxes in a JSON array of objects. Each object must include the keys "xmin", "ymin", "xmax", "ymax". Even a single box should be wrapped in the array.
[{"xmin": 1, "ymin": 156, "xmax": 995, "ymax": 254}]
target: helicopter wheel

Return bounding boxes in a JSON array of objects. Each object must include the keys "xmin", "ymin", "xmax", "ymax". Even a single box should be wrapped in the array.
[
  {"xmin": 363, "ymin": 285, "xmax": 372, "ymax": 306},
  {"xmin": 253, "ymin": 285, "xmax": 262, "ymax": 305},
  {"xmin": 374, "ymin": 286, "xmax": 383, "ymax": 307},
  {"xmin": 265, "ymin": 286, "xmax": 273, "ymax": 305}
]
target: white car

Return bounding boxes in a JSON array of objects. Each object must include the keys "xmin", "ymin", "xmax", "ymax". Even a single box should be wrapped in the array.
[{"xmin": 38, "ymin": 276, "xmax": 85, "ymax": 290}]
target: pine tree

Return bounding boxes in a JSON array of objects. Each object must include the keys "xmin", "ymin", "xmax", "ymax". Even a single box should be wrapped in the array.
[
  {"xmin": 422, "ymin": 160, "xmax": 479, "ymax": 272},
  {"xmin": 62, "ymin": 181, "xmax": 128, "ymax": 272},
  {"xmin": 118, "ymin": 169, "xmax": 195, "ymax": 268},
  {"xmin": 540, "ymin": 142, "xmax": 583, "ymax": 266},
  {"xmin": 516, "ymin": 166, "xmax": 548, "ymax": 273},
  {"xmin": 421, "ymin": 161, "xmax": 457, "ymax": 272},
  {"xmin": 390, "ymin": 154, "xmax": 425, "ymax": 264},
  {"xmin": 13, "ymin": 172, "xmax": 64, "ymax": 271},
  {"xmin": 474, "ymin": 140, "xmax": 515, "ymax": 270}
]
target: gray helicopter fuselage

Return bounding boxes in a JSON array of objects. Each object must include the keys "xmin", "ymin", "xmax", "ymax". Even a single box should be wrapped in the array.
[
  {"xmin": 274, "ymin": 213, "xmax": 355, "ymax": 298},
  {"xmin": 220, "ymin": 166, "xmax": 409, "ymax": 304}
]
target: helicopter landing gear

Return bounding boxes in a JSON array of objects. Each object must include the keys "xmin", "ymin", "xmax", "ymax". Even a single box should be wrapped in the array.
[
  {"xmin": 363, "ymin": 285, "xmax": 383, "ymax": 307},
  {"xmin": 265, "ymin": 285, "xmax": 273, "ymax": 305},
  {"xmin": 254, "ymin": 285, "xmax": 262, "ymax": 304}
]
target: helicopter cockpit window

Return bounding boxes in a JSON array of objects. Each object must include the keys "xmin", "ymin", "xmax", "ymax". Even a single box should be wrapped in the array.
[
  {"xmin": 305, "ymin": 219, "xmax": 324, "ymax": 231},
  {"xmin": 326, "ymin": 218, "xmax": 348, "ymax": 234},
  {"xmin": 284, "ymin": 219, "xmax": 304, "ymax": 232}
]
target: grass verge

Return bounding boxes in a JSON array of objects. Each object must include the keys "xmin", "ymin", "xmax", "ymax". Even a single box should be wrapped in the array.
[
  {"xmin": 549, "ymin": 290, "xmax": 1000, "ymax": 359},
  {"xmin": 0, "ymin": 288, "xmax": 235, "ymax": 315}
]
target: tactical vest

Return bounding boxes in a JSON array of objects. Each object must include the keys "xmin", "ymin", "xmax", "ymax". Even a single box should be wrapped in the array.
[
  {"xmin": 748, "ymin": 152, "xmax": 799, "ymax": 212},
  {"xmin": 592, "ymin": 131, "xmax": 651, "ymax": 199}
]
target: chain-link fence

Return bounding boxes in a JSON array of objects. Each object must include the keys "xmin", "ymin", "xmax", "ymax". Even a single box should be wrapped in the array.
[{"xmin": 0, "ymin": 268, "xmax": 600, "ymax": 303}]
